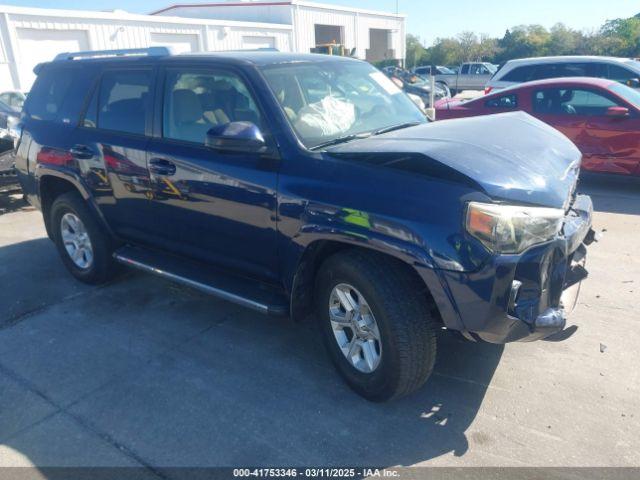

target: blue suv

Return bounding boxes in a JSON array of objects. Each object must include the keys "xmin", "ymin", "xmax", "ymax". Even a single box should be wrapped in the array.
[{"xmin": 15, "ymin": 48, "xmax": 596, "ymax": 401}]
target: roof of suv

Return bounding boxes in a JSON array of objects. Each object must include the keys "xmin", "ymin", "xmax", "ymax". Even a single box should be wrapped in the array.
[
  {"xmin": 44, "ymin": 51, "xmax": 359, "ymax": 70},
  {"xmin": 504, "ymin": 55, "xmax": 635, "ymax": 66}
]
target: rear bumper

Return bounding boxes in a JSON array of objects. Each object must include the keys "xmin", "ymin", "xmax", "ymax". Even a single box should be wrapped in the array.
[{"xmin": 437, "ymin": 194, "xmax": 595, "ymax": 344}]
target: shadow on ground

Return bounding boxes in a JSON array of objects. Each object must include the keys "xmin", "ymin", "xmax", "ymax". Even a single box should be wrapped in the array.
[
  {"xmin": 0, "ymin": 189, "xmax": 30, "ymax": 216},
  {"xmin": 578, "ymin": 174, "xmax": 640, "ymax": 216},
  {"xmin": 0, "ymin": 237, "xmax": 504, "ymax": 470}
]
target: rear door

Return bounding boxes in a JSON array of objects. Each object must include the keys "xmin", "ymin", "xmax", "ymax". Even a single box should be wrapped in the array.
[
  {"xmin": 72, "ymin": 66, "xmax": 156, "ymax": 242},
  {"xmin": 144, "ymin": 64, "xmax": 279, "ymax": 282}
]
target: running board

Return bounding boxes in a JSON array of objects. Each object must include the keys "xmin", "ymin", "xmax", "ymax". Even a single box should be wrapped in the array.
[{"xmin": 113, "ymin": 246, "xmax": 288, "ymax": 316}]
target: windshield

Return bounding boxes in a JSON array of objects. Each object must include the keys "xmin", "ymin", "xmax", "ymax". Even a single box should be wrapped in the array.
[
  {"xmin": 609, "ymin": 83, "xmax": 640, "ymax": 108},
  {"xmin": 261, "ymin": 61, "xmax": 426, "ymax": 149},
  {"xmin": 624, "ymin": 60, "xmax": 640, "ymax": 72}
]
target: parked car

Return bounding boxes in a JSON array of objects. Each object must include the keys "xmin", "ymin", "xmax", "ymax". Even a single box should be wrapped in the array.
[
  {"xmin": 0, "ymin": 99, "xmax": 20, "ymax": 139},
  {"xmin": 16, "ymin": 48, "xmax": 596, "ymax": 401},
  {"xmin": 430, "ymin": 62, "xmax": 497, "ymax": 95},
  {"xmin": 382, "ymin": 67, "xmax": 450, "ymax": 107},
  {"xmin": 436, "ymin": 77, "xmax": 640, "ymax": 176},
  {"xmin": 0, "ymin": 90, "xmax": 26, "ymax": 111},
  {"xmin": 485, "ymin": 56, "xmax": 640, "ymax": 94},
  {"xmin": 413, "ymin": 65, "xmax": 456, "ymax": 76}
]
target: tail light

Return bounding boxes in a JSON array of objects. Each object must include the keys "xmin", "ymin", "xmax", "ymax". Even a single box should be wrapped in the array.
[{"xmin": 484, "ymin": 87, "xmax": 493, "ymax": 95}]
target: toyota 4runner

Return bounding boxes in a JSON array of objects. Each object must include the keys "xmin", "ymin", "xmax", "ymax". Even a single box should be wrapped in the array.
[{"xmin": 16, "ymin": 48, "xmax": 596, "ymax": 401}]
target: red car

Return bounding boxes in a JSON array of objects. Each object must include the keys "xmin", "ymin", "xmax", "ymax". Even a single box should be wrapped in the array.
[{"xmin": 435, "ymin": 77, "xmax": 640, "ymax": 176}]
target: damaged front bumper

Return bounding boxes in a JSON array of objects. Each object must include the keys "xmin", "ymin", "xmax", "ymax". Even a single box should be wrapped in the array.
[{"xmin": 441, "ymin": 194, "xmax": 597, "ymax": 344}]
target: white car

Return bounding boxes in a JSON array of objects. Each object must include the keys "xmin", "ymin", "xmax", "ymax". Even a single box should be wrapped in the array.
[
  {"xmin": 485, "ymin": 56, "xmax": 640, "ymax": 94},
  {"xmin": 0, "ymin": 91, "xmax": 26, "ymax": 111}
]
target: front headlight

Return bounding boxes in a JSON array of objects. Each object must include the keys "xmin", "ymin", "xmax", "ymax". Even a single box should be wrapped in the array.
[{"xmin": 466, "ymin": 202, "xmax": 564, "ymax": 254}]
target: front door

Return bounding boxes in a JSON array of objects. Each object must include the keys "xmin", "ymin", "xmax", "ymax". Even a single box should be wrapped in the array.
[
  {"xmin": 532, "ymin": 87, "xmax": 640, "ymax": 175},
  {"xmin": 145, "ymin": 66, "xmax": 279, "ymax": 282}
]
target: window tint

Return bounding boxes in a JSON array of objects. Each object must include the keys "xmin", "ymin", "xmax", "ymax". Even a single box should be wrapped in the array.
[
  {"xmin": 461, "ymin": 64, "xmax": 470, "ymax": 74},
  {"xmin": 97, "ymin": 70, "xmax": 152, "ymax": 135},
  {"xmin": 607, "ymin": 64, "xmax": 638, "ymax": 84},
  {"xmin": 163, "ymin": 70, "xmax": 262, "ymax": 145},
  {"xmin": 502, "ymin": 65, "xmax": 534, "ymax": 82},
  {"xmin": 533, "ymin": 88, "xmax": 620, "ymax": 116},
  {"xmin": 24, "ymin": 68, "xmax": 74, "ymax": 121},
  {"xmin": 485, "ymin": 94, "xmax": 518, "ymax": 108}
]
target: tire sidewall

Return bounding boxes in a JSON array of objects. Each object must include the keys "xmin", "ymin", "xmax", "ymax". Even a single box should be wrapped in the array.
[
  {"xmin": 51, "ymin": 193, "xmax": 112, "ymax": 284},
  {"xmin": 316, "ymin": 259, "xmax": 403, "ymax": 401}
]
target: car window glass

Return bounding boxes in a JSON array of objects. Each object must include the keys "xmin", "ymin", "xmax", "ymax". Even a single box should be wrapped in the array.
[
  {"xmin": 609, "ymin": 83, "xmax": 640, "ymax": 108},
  {"xmin": 24, "ymin": 68, "xmax": 74, "ymax": 122},
  {"xmin": 461, "ymin": 65, "xmax": 470, "ymax": 75},
  {"xmin": 97, "ymin": 70, "xmax": 151, "ymax": 135},
  {"xmin": 607, "ymin": 64, "xmax": 637, "ymax": 84},
  {"xmin": 485, "ymin": 94, "xmax": 518, "ymax": 108},
  {"xmin": 262, "ymin": 61, "xmax": 425, "ymax": 149},
  {"xmin": 163, "ymin": 70, "xmax": 262, "ymax": 145},
  {"xmin": 502, "ymin": 65, "xmax": 534, "ymax": 83},
  {"xmin": 533, "ymin": 88, "xmax": 619, "ymax": 116}
]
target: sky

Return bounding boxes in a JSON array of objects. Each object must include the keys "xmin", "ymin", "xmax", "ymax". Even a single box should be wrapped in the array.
[{"xmin": 9, "ymin": 0, "xmax": 640, "ymax": 45}]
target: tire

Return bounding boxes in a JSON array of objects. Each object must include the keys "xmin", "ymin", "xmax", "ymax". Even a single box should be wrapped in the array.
[
  {"xmin": 50, "ymin": 191, "xmax": 117, "ymax": 284},
  {"xmin": 315, "ymin": 249, "xmax": 438, "ymax": 402}
]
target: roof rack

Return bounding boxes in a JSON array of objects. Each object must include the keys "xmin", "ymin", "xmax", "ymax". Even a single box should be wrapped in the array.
[{"xmin": 53, "ymin": 47, "xmax": 173, "ymax": 62}]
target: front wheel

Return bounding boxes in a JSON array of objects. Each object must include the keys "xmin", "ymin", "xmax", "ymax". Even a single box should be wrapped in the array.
[{"xmin": 315, "ymin": 250, "xmax": 438, "ymax": 402}]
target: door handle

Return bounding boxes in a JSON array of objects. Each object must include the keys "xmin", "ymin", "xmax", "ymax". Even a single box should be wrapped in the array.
[
  {"xmin": 69, "ymin": 145, "xmax": 95, "ymax": 159},
  {"xmin": 148, "ymin": 158, "xmax": 176, "ymax": 176}
]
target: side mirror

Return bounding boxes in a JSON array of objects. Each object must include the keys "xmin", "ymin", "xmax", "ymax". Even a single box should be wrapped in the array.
[
  {"xmin": 606, "ymin": 106, "xmax": 629, "ymax": 118},
  {"xmin": 205, "ymin": 121, "xmax": 267, "ymax": 153},
  {"xmin": 626, "ymin": 78, "xmax": 640, "ymax": 88}
]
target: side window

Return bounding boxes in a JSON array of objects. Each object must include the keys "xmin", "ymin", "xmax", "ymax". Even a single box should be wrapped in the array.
[
  {"xmin": 607, "ymin": 64, "xmax": 638, "ymax": 84},
  {"xmin": 24, "ymin": 67, "xmax": 74, "ymax": 122},
  {"xmin": 461, "ymin": 64, "xmax": 470, "ymax": 75},
  {"xmin": 82, "ymin": 88, "xmax": 98, "ymax": 128},
  {"xmin": 502, "ymin": 65, "xmax": 534, "ymax": 83},
  {"xmin": 163, "ymin": 69, "xmax": 263, "ymax": 145},
  {"xmin": 485, "ymin": 94, "xmax": 518, "ymax": 108},
  {"xmin": 97, "ymin": 70, "xmax": 152, "ymax": 135},
  {"xmin": 532, "ymin": 64, "xmax": 559, "ymax": 80},
  {"xmin": 533, "ymin": 88, "xmax": 619, "ymax": 116}
]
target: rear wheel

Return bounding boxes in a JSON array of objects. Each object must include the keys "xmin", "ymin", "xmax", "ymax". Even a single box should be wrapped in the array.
[
  {"xmin": 51, "ymin": 191, "xmax": 117, "ymax": 284},
  {"xmin": 315, "ymin": 250, "xmax": 438, "ymax": 401}
]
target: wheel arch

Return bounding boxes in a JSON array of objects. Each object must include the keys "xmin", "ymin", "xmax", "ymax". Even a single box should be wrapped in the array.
[
  {"xmin": 38, "ymin": 169, "xmax": 113, "ymax": 241},
  {"xmin": 289, "ymin": 237, "xmax": 455, "ymax": 329}
]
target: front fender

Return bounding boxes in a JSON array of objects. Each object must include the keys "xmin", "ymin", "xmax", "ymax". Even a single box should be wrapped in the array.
[{"xmin": 282, "ymin": 205, "xmax": 465, "ymax": 331}]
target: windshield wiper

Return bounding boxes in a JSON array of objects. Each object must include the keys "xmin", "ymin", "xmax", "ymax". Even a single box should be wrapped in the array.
[
  {"xmin": 310, "ymin": 132, "xmax": 372, "ymax": 151},
  {"xmin": 372, "ymin": 121, "xmax": 423, "ymax": 136}
]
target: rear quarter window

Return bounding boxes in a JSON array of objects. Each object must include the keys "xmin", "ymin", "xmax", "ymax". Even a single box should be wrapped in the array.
[
  {"xmin": 501, "ymin": 65, "xmax": 534, "ymax": 83},
  {"xmin": 24, "ymin": 65, "xmax": 95, "ymax": 124}
]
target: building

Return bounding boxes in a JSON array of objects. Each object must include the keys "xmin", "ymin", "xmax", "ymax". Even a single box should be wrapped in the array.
[
  {"xmin": 151, "ymin": 1, "xmax": 406, "ymax": 64},
  {"xmin": 0, "ymin": 1, "xmax": 405, "ymax": 92}
]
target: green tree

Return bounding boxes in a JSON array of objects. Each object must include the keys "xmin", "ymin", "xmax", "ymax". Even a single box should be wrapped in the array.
[{"xmin": 405, "ymin": 33, "xmax": 426, "ymax": 69}]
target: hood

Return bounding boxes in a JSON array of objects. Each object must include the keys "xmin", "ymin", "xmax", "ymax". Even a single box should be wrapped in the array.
[{"xmin": 326, "ymin": 111, "xmax": 581, "ymax": 209}]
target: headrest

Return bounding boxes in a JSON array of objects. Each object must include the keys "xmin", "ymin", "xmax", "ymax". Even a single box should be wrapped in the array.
[{"xmin": 172, "ymin": 89, "xmax": 202, "ymax": 124}]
